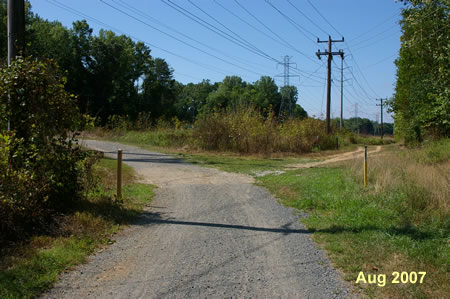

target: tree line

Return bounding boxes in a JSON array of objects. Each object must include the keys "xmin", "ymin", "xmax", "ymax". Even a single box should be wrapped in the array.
[
  {"xmin": 391, "ymin": 0, "xmax": 449, "ymax": 143},
  {"xmin": 0, "ymin": 2, "xmax": 307, "ymax": 126}
]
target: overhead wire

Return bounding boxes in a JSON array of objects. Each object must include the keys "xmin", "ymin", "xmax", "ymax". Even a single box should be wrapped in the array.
[
  {"xmin": 47, "ymin": 0, "xmax": 236, "ymax": 78},
  {"xmin": 306, "ymin": 0, "xmax": 343, "ymax": 37},
  {"xmin": 285, "ymin": 0, "xmax": 329, "ymax": 36},
  {"xmin": 100, "ymin": 0, "xmax": 269, "ymax": 78},
  {"xmin": 233, "ymin": 0, "xmax": 321, "ymax": 66},
  {"xmin": 264, "ymin": 0, "xmax": 318, "ymax": 44},
  {"xmin": 350, "ymin": 11, "xmax": 399, "ymax": 42},
  {"xmin": 112, "ymin": 0, "xmax": 275, "ymax": 75},
  {"xmin": 161, "ymin": 0, "xmax": 279, "ymax": 63}
]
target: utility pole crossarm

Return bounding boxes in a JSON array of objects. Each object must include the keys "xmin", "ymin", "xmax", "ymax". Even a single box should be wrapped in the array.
[{"xmin": 315, "ymin": 36, "xmax": 344, "ymax": 134}]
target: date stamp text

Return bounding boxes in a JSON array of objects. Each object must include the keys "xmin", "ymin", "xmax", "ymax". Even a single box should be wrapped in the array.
[{"xmin": 356, "ymin": 271, "xmax": 426, "ymax": 287}]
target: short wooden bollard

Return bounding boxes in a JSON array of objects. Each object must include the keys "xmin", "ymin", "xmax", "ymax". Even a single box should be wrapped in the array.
[
  {"xmin": 363, "ymin": 146, "xmax": 368, "ymax": 187},
  {"xmin": 117, "ymin": 149, "xmax": 122, "ymax": 199}
]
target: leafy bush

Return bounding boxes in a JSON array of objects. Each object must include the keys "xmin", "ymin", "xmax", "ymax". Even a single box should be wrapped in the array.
[{"xmin": 0, "ymin": 57, "xmax": 87, "ymax": 241}]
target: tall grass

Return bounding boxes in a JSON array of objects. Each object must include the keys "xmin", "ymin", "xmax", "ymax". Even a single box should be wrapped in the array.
[
  {"xmin": 258, "ymin": 139, "xmax": 449, "ymax": 298},
  {"xmin": 191, "ymin": 107, "xmax": 336, "ymax": 153},
  {"xmin": 347, "ymin": 139, "xmax": 449, "ymax": 226},
  {"xmin": 91, "ymin": 107, "xmax": 392, "ymax": 154}
]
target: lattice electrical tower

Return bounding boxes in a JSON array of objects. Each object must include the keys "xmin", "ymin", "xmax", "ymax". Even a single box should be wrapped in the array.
[{"xmin": 275, "ymin": 55, "xmax": 299, "ymax": 118}]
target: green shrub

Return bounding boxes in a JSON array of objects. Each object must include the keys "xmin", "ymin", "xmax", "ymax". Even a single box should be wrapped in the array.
[{"xmin": 0, "ymin": 57, "xmax": 88, "ymax": 241}]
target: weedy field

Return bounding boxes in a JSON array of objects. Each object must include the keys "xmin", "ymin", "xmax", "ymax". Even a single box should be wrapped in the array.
[{"xmin": 0, "ymin": 157, "xmax": 155, "ymax": 299}]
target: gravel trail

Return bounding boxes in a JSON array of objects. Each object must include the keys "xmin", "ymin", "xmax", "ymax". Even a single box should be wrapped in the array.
[{"xmin": 43, "ymin": 140, "xmax": 351, "ymax": 298}]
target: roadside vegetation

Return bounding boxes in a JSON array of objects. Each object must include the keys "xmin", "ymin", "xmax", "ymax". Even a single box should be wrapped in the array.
[
  {"xmin": 0, "ymin": 156, "xmax": 155, "ymax": 299},
  {"xmin": 87, "ymin": 108, "xmax": 394, "ymax": 158},
  {"xmin": 0, "ymin": 57, "xmax": 155, "ymax": 298}
]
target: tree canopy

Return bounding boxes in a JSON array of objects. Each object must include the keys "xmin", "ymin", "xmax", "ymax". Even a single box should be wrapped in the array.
[
  {"xmin": 0, "ymin": 1, "xmax": 309, "ymax": 125},
  {"xmin": 391, "ymin": 0, "xmax": 449, "ymax": 143}
]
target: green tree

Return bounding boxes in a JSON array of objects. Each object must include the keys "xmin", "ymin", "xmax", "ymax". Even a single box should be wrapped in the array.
[
  {"xmin": 280, "ymin": 85, "xmax": 307, "ymax": 119},
  {"xmin": 176, "ymin": 80, "xmax": 215, "ymax": 122},
  {"xmin": 391, "ymin": 0, "xmax": 449, "ymax": 142},
  {"xmin": 253, "ymin": 76, "xmax": 281, "ymax": 111},
  {"xmin": 140, "ymin": 57, "xmax": 177, "ymax": 119},
  {"xmin": 203, "ymin": 76, "xmax": 247, "ymax": 111}
]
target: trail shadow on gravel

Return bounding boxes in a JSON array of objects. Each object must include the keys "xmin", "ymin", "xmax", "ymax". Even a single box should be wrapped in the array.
[{"xmin": 137, "ymin": 211, "xmax": 311, "ymax": 235}]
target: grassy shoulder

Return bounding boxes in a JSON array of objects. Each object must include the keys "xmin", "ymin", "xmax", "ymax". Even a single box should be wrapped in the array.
[
  {"xmin": 164, "ymin": 138, "xmax": 448, "ymax": 298},
  {"xmin": 0, "ymin": 157, "xmax": 155, "ymax": 299}
]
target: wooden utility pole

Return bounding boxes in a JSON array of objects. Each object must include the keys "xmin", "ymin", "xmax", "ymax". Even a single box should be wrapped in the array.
[
  {"xmin": 7, "ymin": 0, "xmax": 25, "ymax": 65},
  {"xmin": 376, "ymin": 98, "xmax": 385, "ymax": 140},
  {"xmin": 7, "ymin": 0, "xmax": 25, "ymax": 132},
  {"xmin": 316, "ymin": 36, "xmax": 344, "ymax": 134}
]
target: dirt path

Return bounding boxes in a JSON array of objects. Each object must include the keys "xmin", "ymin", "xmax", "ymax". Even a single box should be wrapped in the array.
[
  {"xmin": 43, "ymin": 140, "xmax": 351, "ymax": 298},
  {"xmin": 289, "ymin": 146, "xmax": 382, "ymax": 169}
]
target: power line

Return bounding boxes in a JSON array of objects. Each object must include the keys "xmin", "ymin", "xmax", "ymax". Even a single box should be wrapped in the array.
[
  {"xmin": 301, "ymin": 0, "xmax": 381, "ymax": 101},
  {"xmin": 286, "ymin": 0, "xmax": 329, "ymax": 36},
  {"xmin": 349, "ymin": 25, "xmax": 398, "ymax": 48},
  {"xmin": 48, "ymin": 0, "xmax": 237, "ymax": 78},
  {"xmin": 187, "ymin": 0, "xmax": 259, "ymax": 54},
  {"xmin": 351, "ymin": 31, "xmax": 399, "ymax": 52},
  {"xmin": 265, "ymin": 0, "xmax": 318, "ymax": 44},
  {"xmin": 100, "ymin": 0, "xmax": 267, "ymax": 78},
  {"xmin": 306, "ymin": 0, "xmax": 343, "ymax": 37},
  {"xmin": 350, "ymin": 11, "xmax": 399, "ymax": 42},
  {"xmin": 362, "ymin": 53, "xmax": 397, "ymax": 69},
  {"xmin": 233, "ymin": 0, "xmax": 320, "ymax": 66},
  {"xmin": 161, "ymin": 0, "xmax": 279, "ymax": 64},
  {"xmin": 112, "ymin": 0, "xmax": 274, "ymax": 75}
]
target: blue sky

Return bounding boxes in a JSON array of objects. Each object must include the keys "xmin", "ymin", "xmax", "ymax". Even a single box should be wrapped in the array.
[{"xmin": 30, "ymin": 0, "xmax": 403, "ymax": 123}]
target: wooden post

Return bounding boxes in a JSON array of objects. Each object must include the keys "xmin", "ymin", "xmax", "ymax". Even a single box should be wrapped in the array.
[
  {"xmin": 364, "ymin": 146, "xmax": 368, "ymax": 187},
  {"xmin": 117, "ymin": 149, "xmax": 122, "ymax": 199}
]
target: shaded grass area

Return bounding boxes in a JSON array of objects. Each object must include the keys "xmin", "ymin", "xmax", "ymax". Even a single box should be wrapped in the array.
[
  {"xmin": 258, "ymin": 166, "xmax": 449, "ymax": 298},
  {"xmin": 0, "ymin": 158, "xmax": 155, "ymax": 299}
]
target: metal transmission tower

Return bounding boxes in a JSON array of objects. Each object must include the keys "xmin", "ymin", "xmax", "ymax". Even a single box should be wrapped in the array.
[
  {"xmin": 276, "ymin": 55, "xmax": 298, "ymax": 118},
  {"xmin": 316, "ymin": 36, "xmax": 344, "ymax": 133}
]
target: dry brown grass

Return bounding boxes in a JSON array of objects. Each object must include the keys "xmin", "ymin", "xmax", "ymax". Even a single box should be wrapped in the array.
[{"xmin": 345, "ymin": 144, "xmax": 449, "ymax": 219}]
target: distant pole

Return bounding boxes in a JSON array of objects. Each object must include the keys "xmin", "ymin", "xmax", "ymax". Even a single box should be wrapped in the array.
[
  {"xmin": 117, "ymin": 149, "xmax": 123, "ymax": 199},
  {"xmin": 376, "ymin": 98, "xmax": 384, "ymax": 140},
  {"xmin": 316, "ymin": 36, "xmax": 344, "ymax": 133}
]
